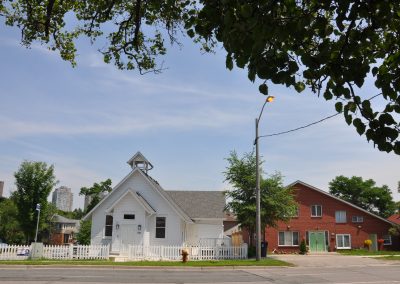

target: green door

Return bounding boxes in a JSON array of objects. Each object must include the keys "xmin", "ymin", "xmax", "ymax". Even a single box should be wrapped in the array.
[{"xmin": 309, "ymin": 231, "xmax": 326, "ymax": 252}]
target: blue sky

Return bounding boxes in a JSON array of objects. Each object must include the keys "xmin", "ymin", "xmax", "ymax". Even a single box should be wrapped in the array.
[{"xmin": 0, "ymin": 24, "xmax": 399, "ymax": 209}]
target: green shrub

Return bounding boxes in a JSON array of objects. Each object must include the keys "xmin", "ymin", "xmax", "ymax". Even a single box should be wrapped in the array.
[
  {"xmin": 299, "ymin": 239, "xmax": 307, "ymax": 255},
  {"xmin": 248, "ymin": 246, "xmax": 256, "ymax": 258}
]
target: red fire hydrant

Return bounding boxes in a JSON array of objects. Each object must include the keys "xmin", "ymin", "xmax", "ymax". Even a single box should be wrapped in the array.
[{"xmin": 181, "ymin": 249, "xmax": 189, "ymax": 263}]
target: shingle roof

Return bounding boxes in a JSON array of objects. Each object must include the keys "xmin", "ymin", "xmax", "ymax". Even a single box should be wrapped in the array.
[
  {"xmin": 54, "ymin": 214, "xmax": 80, "ymax": 225},
  {"xmin": 388, "ymin": 213, "xmax": 400, "ymax": 225},
  {"xmin": 166, "ymin": 191, "xmax": 225, "ymax": 219}
]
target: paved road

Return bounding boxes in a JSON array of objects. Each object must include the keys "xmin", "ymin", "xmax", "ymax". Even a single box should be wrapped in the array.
[
  {"xmin": 0, "ymin": 263, "xmax": 399, "ymax": 284},
  {"xmin": 0, "ymin": 255, "xmax": 399, "ymax": 284}
]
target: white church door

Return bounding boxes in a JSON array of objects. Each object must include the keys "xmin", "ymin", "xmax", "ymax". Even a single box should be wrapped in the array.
[{"xmin": 120, "ymin": 224, "xmax": 136, "ymax": 254}]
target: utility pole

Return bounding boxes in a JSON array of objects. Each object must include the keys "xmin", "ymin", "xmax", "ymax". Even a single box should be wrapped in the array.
[
  {"xmin": 34, "ymin": 203, "xmax": 41, "ymax": 242},
  {"xmin": 254, "ymin": 95, "xmax": 274, "ymax": 261}
]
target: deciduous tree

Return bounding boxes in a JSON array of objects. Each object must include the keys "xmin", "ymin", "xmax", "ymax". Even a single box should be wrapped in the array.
[
  {"xmin": 224, "ymin": 151, "xmax": 297, "ymax": 246},
  {"xmin": 0, "ymin": 197, "xmax": 25, "ymax": 244},
  {"xmin": 76, "ymin": 220, "xmax": 91, "ymax": 245},
  {"xmin": 13, "ymin": 161, "xmax": 58, "ymax": 243},
  {"xmin": 329, "ymin": 175, "xmax": 396, "ymax": 218},
  {"xmin": 80, "ymin": 179, "xmax": 112, "ymax": 214}
]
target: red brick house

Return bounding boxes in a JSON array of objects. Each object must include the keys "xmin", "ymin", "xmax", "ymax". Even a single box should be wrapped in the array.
[
  {"xmin": 265, "ymin": 181, "xmax": 399, "ymax": 253},
  {"xmin": 50, "ymin": 215, "xmax": 80, "ymax": 245},
  {"xmin": 388, "ymin": 213, "xmax": 400, "ymax": 225}
]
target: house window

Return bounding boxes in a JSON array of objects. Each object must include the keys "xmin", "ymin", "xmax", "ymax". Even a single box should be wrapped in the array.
[
  {"xmin": 351, "ymin": 216, "xmax": 364, "ymax": 223},
  {"xmin": 124, "ymin": 214, "xmax": 135, "ymax": 220},
  {"xmin": 335, "ymin": 211, "xmax": 347, "ymax": 223},
  {"xmin": 383, "ymin": 235, "xmax": 392, "ymax": 245},
  {"xmin": 105, "ymin": 215, "xmax": 113, "ymax": 237},
  {"xmin": 336, "ymin": 234, "xmax": 351, "ymax": 249},
  {"xmin": 63, "ymin": 234, "xmax": 70, "ymax": 244},
  {"xmin": 311, "ymin": 205, "xmax": 322, "ymax": 217},
  {"xmin": 278, "ymin": 231, "xmax": 299, "ymax": 246},
  {"xmin": 156, "ymin": 217, "xmax": 166, "ymax": 238}
]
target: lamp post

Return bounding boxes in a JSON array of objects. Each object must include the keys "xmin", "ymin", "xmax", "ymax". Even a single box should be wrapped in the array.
[
  {"xmin": 254, "ymin": 95, "xmax": 275, "ymax": 261},
  {"xmin": 34, "ymin": 203, "xmax": 41, "ymax": 243}
]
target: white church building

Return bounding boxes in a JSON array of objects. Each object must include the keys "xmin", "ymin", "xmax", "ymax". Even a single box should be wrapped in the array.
[{"xmin": 83, "ymin": 152, "xmax": 225, "ymax": 254}]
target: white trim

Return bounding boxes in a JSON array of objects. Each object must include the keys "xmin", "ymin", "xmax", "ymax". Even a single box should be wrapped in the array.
[
  {"xmin": 278, "ymin": 231, "xmax": 300, "ymax": 247},
  {"xmin": 311, "ymin": 205, "xmax": 322, "ymax": 217},
  {"xmin": 335, "ymin": 210, "xmax": 347, "ymax": 223},
  {"xmin": 155, "ymin": 215, "xmax": 167, "ymax": 239},
  {"xmin": 336, "ymin": 234, "xmax": 351, "ymax": 249},
  {"xmin": 127, "ymin": 151, "xmax": 153, "ymax": 169},
  {"xmin": 104, "ymin": 189, "xmax": 156, "ymax": 215},
  {"xmin": 383, "ymin": 235, "xmax": 392, "ymax": 245},
  {"xmin": 351, "ymin": 215, "xmax": 364, "ymax": 223},
  {"xmin": 104, "ymin": 214, "xmax": 113, "ymax": 238},
  {"xmin": 288, "ymin": 180, "xmax": 396, "ymax": 225},
  {"xmin": 83, "ymin": 168, "xmax": 193, "ymax": 223}
]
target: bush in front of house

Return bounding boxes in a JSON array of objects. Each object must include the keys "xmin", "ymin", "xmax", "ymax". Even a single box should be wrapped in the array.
[
  {"xmin": 248, "ymin": 246, "xmax": 256, "ymax": 258},
  {"xmin": 299, "ymin": 239, "xmax": 307, "ymax": 255}
]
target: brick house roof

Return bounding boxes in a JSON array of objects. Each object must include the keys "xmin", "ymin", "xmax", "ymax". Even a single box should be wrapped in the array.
[{"xmin": 388, "ymin": 213, "xmax": 400, "ymax": 225}]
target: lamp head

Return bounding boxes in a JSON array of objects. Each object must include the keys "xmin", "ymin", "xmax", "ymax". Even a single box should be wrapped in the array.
[{"xmin": 266, "ymin": 96, "xmax": 275, "ymax": 103}]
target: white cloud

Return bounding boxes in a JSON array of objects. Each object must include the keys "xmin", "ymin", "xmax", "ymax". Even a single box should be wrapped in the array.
[{"xmin": 0, "ymin": 104, "xmax": 250, "ymax": 139}]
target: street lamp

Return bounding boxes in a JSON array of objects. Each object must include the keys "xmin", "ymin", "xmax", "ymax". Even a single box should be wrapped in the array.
[
  {"xmin": 34, "ymin": 203, "xmax": 41, "ymax": 243},
  {"xmin": 254, "ymin": 95, "xmax": 275, "ymax": 261}
]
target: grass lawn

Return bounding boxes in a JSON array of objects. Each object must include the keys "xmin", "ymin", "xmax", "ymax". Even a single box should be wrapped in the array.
[
  {"xmin": 0, "ymin": 258, "xmax": 291, "ymax": 267},
  {"xmin": 374, "ymin": 256, "xmax": 400, "ymax": 261},
  {"xmin": 337, "ymin": 249, "xmax": 400, "ymax": 256}
]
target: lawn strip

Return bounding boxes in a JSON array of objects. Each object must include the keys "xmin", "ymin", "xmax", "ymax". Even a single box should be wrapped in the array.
[
  {"xmin": 0, "ymin": 258, "xmax": 291, "ymax": 267},
  {"xmin": 337, "ymin": 249, "xmax": 400, "ymax": 256}
]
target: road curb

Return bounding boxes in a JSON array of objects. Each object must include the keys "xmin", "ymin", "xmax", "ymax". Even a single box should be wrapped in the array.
[{"xmin": 0, "ymin": 264, "xmax": 291, "ymax": 270}]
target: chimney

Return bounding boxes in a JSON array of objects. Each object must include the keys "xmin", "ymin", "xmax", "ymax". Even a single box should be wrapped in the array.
[{"xmin": 0, "ymin": 181, "xmax": 4, "ymax": 197}]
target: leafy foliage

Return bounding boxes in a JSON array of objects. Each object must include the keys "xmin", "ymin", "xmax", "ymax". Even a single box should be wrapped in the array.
[
  {"xmin": 13, "ymin": 161, "xmax": 58, "ymax": 243},
  {"xmin": 1, "ymin": 1, "xmax": 399, "ymax": 153},
  {"xmin": 80, "ymin": 179, "xmax": 112, "ymax": 213},
  {"xmin": 0, "ymin": 197, "xmax": 25, "ymax": 244},
  {"xmin": 194, "ymin": 1, "xmax": 400, "ymax": 154},
  {"xmin": 0, "ymin": 0, "xmax": 198, "ymax": 74},
  {"xmin": 299, "ymin": 239, "xmax": 307, "ymax": 255},
  {"xmin": 76, "ymin": 220, "xmax": 91, "ymax": 245},
  {"xmin": 329, "ymin": 175, "xmax": 396, "ymax": 218},
  {"xmin": 56, "ymin": 208, "xmax": 85, "ymax": 220},
  {"xmin": 224, "ymin": 151, "xmax": 297, "ymax": 243}
]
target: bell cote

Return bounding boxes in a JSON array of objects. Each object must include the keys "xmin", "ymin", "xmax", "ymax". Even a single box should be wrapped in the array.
[{"xmin": 127, "ymin": 151, "xmax": 153, "ymax": 173}]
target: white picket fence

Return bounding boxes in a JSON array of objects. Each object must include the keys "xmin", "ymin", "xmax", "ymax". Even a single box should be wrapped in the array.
[
  {"xmin": 0, "ymin": 244, "xmax": 109, "ymax": 260},
  {"xmin": 128, "ymin": 244, "xmax": 248, "ymax": 260},
  {"xmin": 0, "ymin": 245, "xmax": 31, "ymax": 260}
]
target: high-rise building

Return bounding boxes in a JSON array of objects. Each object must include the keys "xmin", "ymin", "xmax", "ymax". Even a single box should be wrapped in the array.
[
  {"xmin": 83, "ymin": 191, "xmax": 108, "ymax": 211},
  {"xmin": 0, "ymin": 181, "xmax": 4, "ymax": 197},
  {"xmin": 52, "ymin": 186, "xmax": 73, "ymax": 212}
]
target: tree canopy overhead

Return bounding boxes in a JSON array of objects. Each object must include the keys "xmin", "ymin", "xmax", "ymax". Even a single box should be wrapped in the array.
[{"xmin": 1, "ymin": 0, "xmax": 399, "ymax": 153}]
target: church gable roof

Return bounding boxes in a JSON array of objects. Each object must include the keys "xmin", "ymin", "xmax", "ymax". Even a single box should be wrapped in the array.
[{"xmin": 166, "ymin": 191, "xmax": 225, "ymax": 219}]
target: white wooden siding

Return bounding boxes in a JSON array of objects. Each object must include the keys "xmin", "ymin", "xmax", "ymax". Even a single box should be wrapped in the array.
[{"xmin": 90, "ymin": 170, "xmax": 184, "ymax": 248}]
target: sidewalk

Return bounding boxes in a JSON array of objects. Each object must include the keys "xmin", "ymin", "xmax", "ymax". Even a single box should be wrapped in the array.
[{"xmin": 270, "ymin": 253, "xmax": 400, "ymax": 267}]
